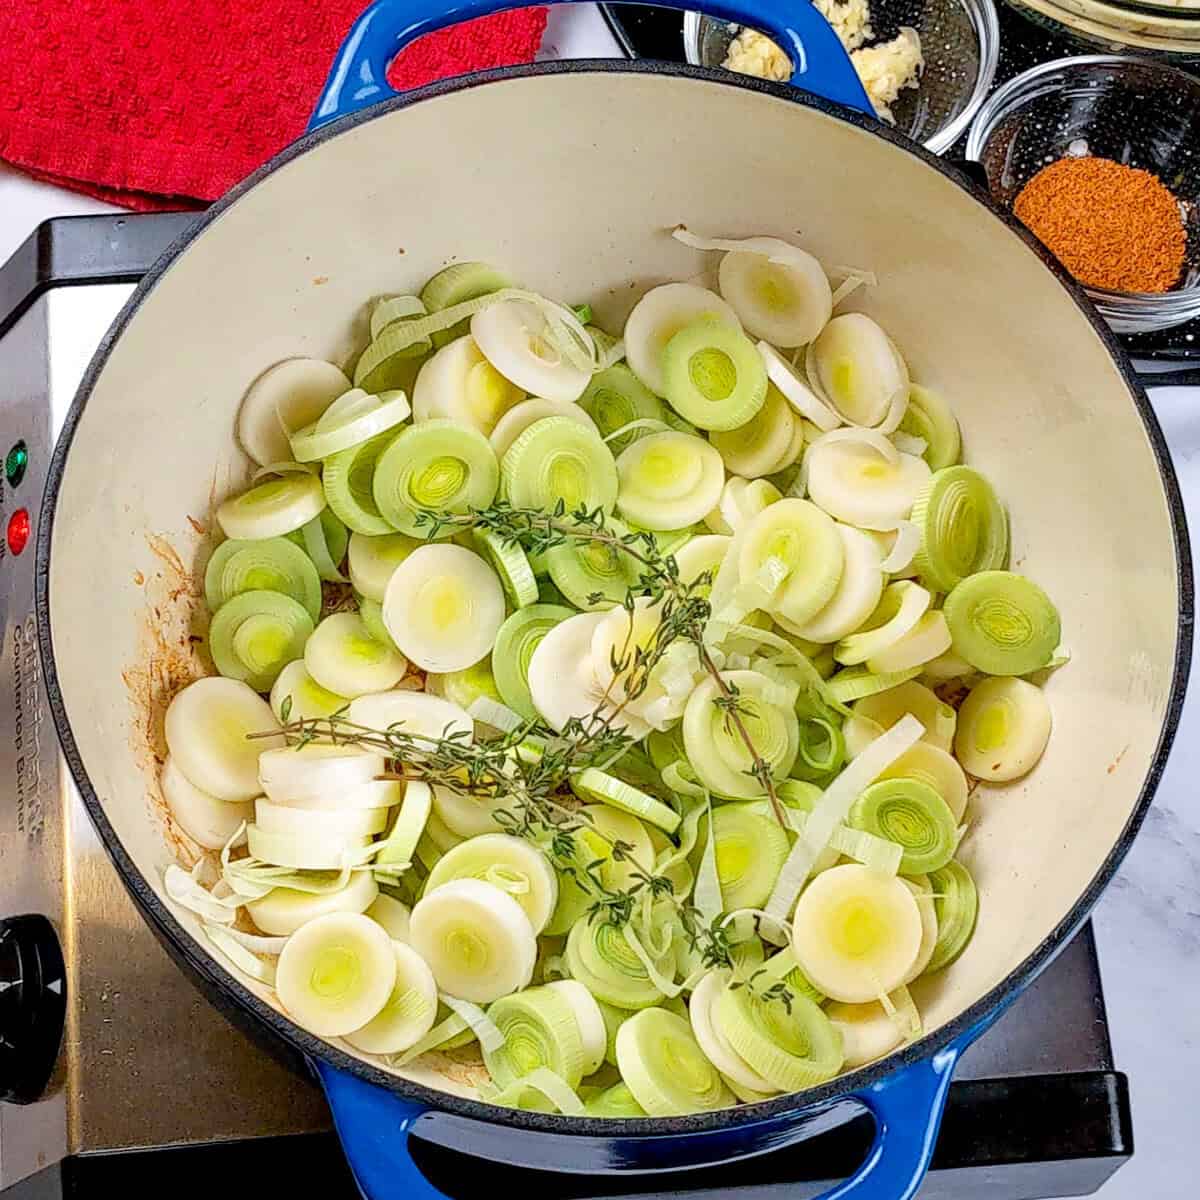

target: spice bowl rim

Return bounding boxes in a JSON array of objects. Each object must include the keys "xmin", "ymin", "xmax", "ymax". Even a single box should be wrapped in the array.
[
  {"xmin": 965, "ymin": 53, "xmax": 1200, "ymax": 328},
  {"xmin": 681, "ymin": 0, "xmax": 1002, "ymax": 155}
]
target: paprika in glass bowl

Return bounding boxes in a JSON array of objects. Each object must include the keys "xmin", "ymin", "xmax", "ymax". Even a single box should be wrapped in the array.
[{"xmin": 966, "ymin": 55, "xmax": 1200, "ymax": 333}]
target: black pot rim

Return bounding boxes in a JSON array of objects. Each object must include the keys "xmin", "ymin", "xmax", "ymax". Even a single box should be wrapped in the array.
[{"xmin": 35, "ymin": 58, "xmax": 1194, "ymax": 1142}]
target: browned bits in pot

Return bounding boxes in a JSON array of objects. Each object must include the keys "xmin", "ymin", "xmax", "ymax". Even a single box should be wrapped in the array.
[{"xmin": 1013, "ymin": 156, "xmax": 1186, "ymax": 295}]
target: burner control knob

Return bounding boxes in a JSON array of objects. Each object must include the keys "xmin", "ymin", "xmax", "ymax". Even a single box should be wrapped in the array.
[{"xmin": 0, "ymin": 915, "xmax": 66, "ymax": 1104}]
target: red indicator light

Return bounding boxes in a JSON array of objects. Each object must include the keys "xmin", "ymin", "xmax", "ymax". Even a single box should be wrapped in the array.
[{"xmin": 7, "ymin": 509, "xmax": 30, "ymax": 556}]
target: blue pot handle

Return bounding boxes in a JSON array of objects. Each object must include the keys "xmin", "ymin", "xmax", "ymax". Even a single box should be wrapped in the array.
[
  {"xmin": 308, "ymin": 0, "xmax": 873, "ymax": 132},
  {"xmin": 317, "ymin": 1037, "xmax": 963, "ymax": 1200}
]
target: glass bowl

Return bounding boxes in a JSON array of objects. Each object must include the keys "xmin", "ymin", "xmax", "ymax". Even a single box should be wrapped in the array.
[
  {"xmin": 966, "ymin": 55, "xmax": 1200, "ymax": 333},
  {"xmin": 1002, "ymin": 0, "xmax": 1200, "ymax": 58},
  {"xmin": 682, "ymin": 0, "xmax": 1001, "ymax": 154}
]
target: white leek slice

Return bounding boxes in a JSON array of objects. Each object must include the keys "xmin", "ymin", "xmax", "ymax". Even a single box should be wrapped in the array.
[
  {"xmin": 246, "ymin": 824, "xmax": 373, "ymax": 871},
  {"xmin": 276, "ymin": 912, "xmax": 397, "ymax": 1037},
  {"xmin": 375, "ymin": 781, "xmax": 434, "ymax": 873},
  {"xmin": 160, "ymin": 756, "xmax": 252, "ymax": 850},
  {"xmin": 290, "ymin": 388, "xmax": 411, "ymax": 461},
  {"xmin": 827, "ymin": 991, "xmax": 913, "ymax": 1067},
  {"xmin": 616, "ymin": 431, "xmax": 725, "ymax": 531},
  {"xmin": 758, "ymin": 343, "xmax": 841, "ymax": 431},
  {"xmin": 623, "ymin": 282, "xmax": 741, "ymax": 396},
  {"xmin": 305, "ymin": 611, "xmax": 409, "ymax": 698},
  {"xmin": 366, "ymin": 894, "xmax": 412, "ymax": 941},
  {"xmin": 672, "ymin": 227, "xmax": 832, "ymax": 348},
  {"xmin": 471, "ymin": 299, "xmax": 590, "ymax": 402},
  {"xmin": 835, "ymin": 582, "xmax": 932, "ymax": 667},
  {"xmin": 526, "ymin": 610, "xmax": 649, "ymax": 738},
  {"xmin": 246, "ymin": 870, "xmax": 379, "ymax": 936},
  {"xmin": 217, "ymin": 474, "xmax": 326, "ymax": 541},
  {"xmin": 855, "ymin": 681, "xmax": 956, "ymax": 753},
  {"xmin": 764, "ymin": 714, "xmax": 923, "ymax": 925},
  {"xmin": 880, "ymin": 521, "xmax": 921, "ymax": 573},
  {"xmin": 806, "ymin": 314, "xmax": 910, "ymax": 429},
  {"xmin": 382, "ymin": 544, "xmax": 505, "ymax": 673},
  {"xmin": 258, "ymin": 743, "xmax": 384, "ymax": 805},
  {"xmin": 237, "ymin": 358, "xmax": 350, "ymax": 466},
  {"xmin": 806, "ymin": 433, "xmax": 931, "ymax": 531},
  {"xmin": 290, "ymin": 780, "xmax": 403, "ymax": 814},
  {"xmin": 270, "ymin": 660, "xmax": 349, "ymax": 724},
  {"xmin": 547, "ymin": 979, "xmax": 608, "ymax": 1077},
  {"xmin": 164, "ymin": 863, "xmax": 239, "ymax": 926},
  {"xmin": 408, "ymin": 877, "xmax": 537, "ymax": 1003},
  {"xmin": 489, "ymin": 398, "xmax": 599, "ymax": 459},
  {"xmin": 254, "ymin": 798, "xmax": 389, "ymax": 840},
  {"xmin": 792, "ymin": 524, "xmax": 885, "ymax": 644},
  {"xmin": 791, "ymin": 863, "xmax": 923, "ymax": 1003},
  {"xmin": 165, "ymin": 678, "xmax": 283, "ymax": 803},
  {"xmin": 412, "ymin": 334, "xmax": 525, "ymax": 434},
  {"xmin": 344, "ymin": 942, "xmax": 439, "ymax": 1054},
  {"xmin": 431, "ymin": 784, "xmax": 506, "ymax": 838},
  {"xmin": 347, "ymin": 689, "xmax": 473, "ymax": 744},
  {"xmin": 348, "ymin": 531, "xmax": 422, "ymax": 602},
  {"xmin": 954, "ymin": 676, "xmax": 1052, "ymax": 782},
  {"xmin": 689, "ymin": 970, "xmax": 777, "ymax": 1095},
  {"xmin": 867, "ymin": 611, "xmax": 952, "ymax": 675},
  {"xmin": 903, "ymin": 877, "xmax": 939, "ymax": 983}
]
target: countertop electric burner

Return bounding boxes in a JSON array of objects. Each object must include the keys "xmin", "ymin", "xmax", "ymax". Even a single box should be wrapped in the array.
[{"xmin": 0, "ymin": 214, "xmax": 1131, "ymax": 1200}]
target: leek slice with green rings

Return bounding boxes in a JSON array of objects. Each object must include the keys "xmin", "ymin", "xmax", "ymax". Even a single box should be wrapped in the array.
[
  {"xmin": 489, "ymin": 397, "xmax": 599, "ymax": 459},
  {"xmin": 792, "ymin": 524, "xmax": 885, "ymax": 645},
  {"xmin": 805, "ymin": 430, "xmax": 931, "ymax": 531},
  {"xmin": 209, "ymin": 589, "xmax": 313, "ymax": 692},
  {"xmin": 791, "ymin": 863, "xmax": 923, "ymax": 1003},
  {"xmin": 898, "ymin": 384, "xmax": 961, "ymax": 470},
  {"xmin": 305, "ymin": 610, "xmax": 407, "ymax": 697},
  {"xmin": 624, "ymin": 282, "xmax": 741, "ymax": 396},
  {"xmin": 579, "ymin": 364, "xmax": 667, "ymax": 454},
  {"xmin": 382, "ymin": 543, "xmax": 506, "ymax": 673},
  {"xmin": 371, "ymin": 294, "xmax": 427, "ymax": 342},
  {"xmin": 827, "ymin": 664, "xmax": 922, "ymax": 705},
  {"xmin": 426, "ymin": 660, "xmax": 503, "ymax": 718},
  {"xmin": 834, "ymin": 581, "xmax": 931, "ymax": 667},
  {"xmin": 544, "ymin": 517, "xmax": 640, "ymax": 611},
  {"xmin": 712, "ymin": 981, "xmax": 843, "ymax": 1092},
  {"xmin": 944, "ymin": 570, "xmax": 1061, "ymax": 676},
  {"xmin": 292, "ymin": 511, "xmax": 349, "ymax": 582},
  {"xmin": 565, "ymin": 918, "xmax": 668, "ymax": 1010},
  {"xmin": 374, "ymin": 781, "xmax": 433, "ymax": 874},
  {"xmin": 348, "ymin": 531, "xmax": 422, "ymax": 602},
  {"xmin": 737, "ymin": 499, "xmax": 844, "ymax": 627},
  {"xmin": 710, "ymin": 384, "xmax": 799, "ymax": 477},
  {"xmin": 344, "ymin": 941, "xmax": 439, "ymax": 1054},
  {"xmin": 854, "ymin": 681, "xmax": 956, "ymax": 753},
  {"xmin": 909, "ymin": 466, "xmax": 1008, "ymax": 593},
  {"xmin": 502, "ymin": 416, "xmax": 618, "ymax": 514},
  {"xmin": 790, "ymin": 711, "xmax": 846, "ymax": 785},
  {"xmin": 409, "ymin": 877, "xmax": 537, "ymax": 1003},
  {"xmin": 473, "ymin": 529, "xmax": 538, "ymax": 608},
  {"xmin": 421, "ymin": 261, "xmax": 512, "ymax": 346},
  {"xmin": 616, "ymin": 1007, "xmax": 732, "ymax": 1115},
  {"xmin": 484, "ymin": 985, "xmax": 587, "ymax": 1089},
  {"xmin": 688, "ymin": 971, "xmax": 777, "ymax": 1096},
  {"xmin": 661, "ymin": 319, "xmax": 768, "ymax": 432},
  {"xmin": 757, "ymin": 946, "xmax": 826, "ymax": 1005},
  {"xmin": 543, "ymin": 825, "xmax": 613, "ymax": 936},
  {"xmin": 491, "ymin": 603, "xmax": 573, "ymax": 721},
  {"xmin": 924, "ymin": 860, "xmax": 979, "ymax": 973},
  {"xmin": 711, "ymin": 804, "xmax": 791, "ymax": 909},
  {"xmin": 357, "ymin": 597, "xmax": 400, "ymax": 651},
  {"xmin": 412, "ymin": 334, "xmax": 524, "ymax": 434},
  {"xmin": 682, "ymin": 670, "xmax": 800, "ymax": 799},
  {"xmin": 848, "ymin": 778, "xmax": 957, "ymax": 875},
  {"xmin": 237, "ymin": 357, "xmax": 350, "ymax": 466},
  {"xmin": 877, "ymin": 741, "xmax": 969, "ymax": 822},
  {"xmin": 425, "ymin": 833, "xmax": 558, "ymax": 934},
  {"xmin": 955, "ymin": 676, "xmax": 1052, "ymax": 781},
  {"xmin": 217, "ymin": 472, "xmax": 326, "ymax": 541},
  {"xmin": 672, "ymin": 227, "xmax": 833, "ymax": 348},
  {"xmin": 373, "ymin": 418, "xmax": 499, "ymax": 536},
  {"xmin": 584, "ymin": 1082, "xmax": 647, "ymax": 1118},
  {"xmin": 806, "ymin": 313, "xmax": 909, "ymax": 431},
  {"xmin": 290, "ymin": 388, "xmax": 411, "ymax": 461},
  {"xmin": 867, "ymin": 610, "xmax": 953, "ymax": 675},
  {"xmin": 322, "ymin": 428, "xmax": 402, "ymax": 535},
  {"xmin": 615, "ymin": 431, "xmax": 725, "ymax": 530},
  {"xmin": 275, "ymin": 912, "xmax": 396, "ymax": 1037},
  {"xmin": 204, "ymin": 536, "xmax": 322, "ymax": 623},
  {"xmin": 571, "ymin": 768, "xmax": 681, "ymax": 835},
  {"xmin": 547, "ymin": 979, "xmax": 608, "ymax": 1077}
]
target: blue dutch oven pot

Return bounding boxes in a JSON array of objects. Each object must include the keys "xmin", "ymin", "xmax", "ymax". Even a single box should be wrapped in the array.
[{"xmin": 36, "ymin": 2, "xmax": 1191, "ymax": 1199}]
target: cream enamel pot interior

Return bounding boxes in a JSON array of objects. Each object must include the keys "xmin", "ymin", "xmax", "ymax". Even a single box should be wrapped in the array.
[{"xmin": 35, "ymin": 1, "xmax": 1191, "ymax": 1198}]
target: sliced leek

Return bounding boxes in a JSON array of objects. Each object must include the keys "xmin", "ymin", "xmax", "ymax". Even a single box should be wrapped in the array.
[
  {"xmin": 304, "ymin": 611, "xmax": 408, "ymax": 697},
  {"xmin": 955, "ymin": 676, "xmax": 1052, "ymax": 781},
  {"xmin": 237, "ymin": 358, "xmax": 349, "ymax": 466},
  {"xmin": 472, "ymin": 298, "xmax": 591, "ymax": 402},
  {"xmin": 806, "ymin": 313, "xmax": 909, "ymax": 430},
  {"xmin": 209, "ymin": 589, "xmax": 313, "ymax": 692},
  {"xmin": 412, "ymin": 334, "xmax": 524, "ymax": 434},
  {"xmin": 347, "ymin": 690, "xmax": 473, "ymax": 743},
  {"xmin": 854, "ymin": 681, "xmax": 956, "ymax": 753},
  {"xmin": 344, "ymin": 942, "xmax": 439, "ymax": 1054},
  {"xmin": 502, "ymin": 416, "xmax": 619, "ymax": 514},
  {"xmin": 944, "ymin": 571, "xmax": 1061, "ymax": 676},
  {"xmin": 662, "ymin": 319, "xmax": 767, "ymax": 432},
  {"xmin": 712, "ymin": 805, "xmax": 791, "ymax": 910},
  {"xmin": 382, "ymin": 543, "xmax": 505, "ymax": 673},
  {"xmin": 217, "ymin": 473, "xmax": 326, "ymax": 541},
  {"xmin": 849, "ymin": 778, "xmax": 957, "ymax": 875},
  {"xmin": 160, "ymin": 756, "xmax": 252, "ymax": 850},
  {"xmin": 758, "ymin": 342, "xmax": 841, "ymax": 431},
  {"xmin": 899, "ymin": 384, "xmax": 961, "ymax": 470},
  {"xmin": 572, "ymin": 768, "xmax": 681, "ymax": 836},
  {"xmin": 365, "ymin": 893, "xmax": 412, "ymax": 941},
  {"xmin": 492, "ymin": 603, "xmax": 573, "ymax": 721},
  {"xmin": 246, "ymin": 870, "xmax": 379, "ymax": 936},
  {"xmin": 322, "ymin": 428, "xmax": 401, "ymax": 536},
  {"xmin": 688, "ymin": 970, "xmax": 777, "ymax": 1095},
  {"xmin": 616, "ymin": 1007, "xmax": 731, "ymax": 1115},
  {"xmin": 867, "ymin": 611, "xmax": 952, "ymax": 676},
  {"xmin": 924, "ymin": 860, "xmax": 979, "ymax": 973},
  {"xmin": 348, "ymin": 531, "xmax": 421, "ymax": 602},
  {"xmin": 616, "ymin": 431, "xmax": 725, "ymax": 530},
  {"xmin": 489, "ymin": 397, "xmax": 599, "ymax": 460},
  {"xmin": 792, "ymin": 524, "xmax": 885, "ymax": 644},
  {"xmin": 710, "ymin": 385, "xmax": 799, "ymax": 477},
  {"xmin": 579, "ymin": 364, "xmax": 667, "ymax": 453},
  {"xmin": 565, "ymin": 917, "xmax": 668, "ymax": 1010},
  {"xmin": 545, "ymin": 520, "xmax": 640, "ymax": 610},
  {"xmin": 290, "ymin": 388, "xmax": 411, "ymax": 462},
  {"xmin": 910, "ymin": 467, "xmax": 1008, "ymax": 592},
  {"xmin": 834, "ymin": 582, "xmax": 932, "ymax": 667},
  {"xmin": 204, "ymin": 536, "xmax": 322, "ymax": 624},
  {"xmin": 806, "ymin": 432, "xmax": 930, "ymax": 531},
  {"xmin": 484, "ymin": 985, "xmax": 587, "ymax": 1089},
  {"xmin": 878, "ymin": 741, "xmax": 969, "ymax": 823}
]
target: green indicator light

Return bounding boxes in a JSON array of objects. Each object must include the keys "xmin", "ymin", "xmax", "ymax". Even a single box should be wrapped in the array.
[{"xmin": 6, "ymin": 442, "xmax": 27, "ymax": 488}]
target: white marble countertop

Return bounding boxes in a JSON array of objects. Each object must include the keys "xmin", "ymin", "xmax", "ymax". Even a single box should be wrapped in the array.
[{"xmin": 1, "ymin": 6, "xmax": 1195, "ymax": 1196}]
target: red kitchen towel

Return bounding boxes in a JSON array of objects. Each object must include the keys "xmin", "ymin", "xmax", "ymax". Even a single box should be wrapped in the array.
[{"xmin": 0, "ymin": 1, "xmax": 548, "ymax": 211}]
